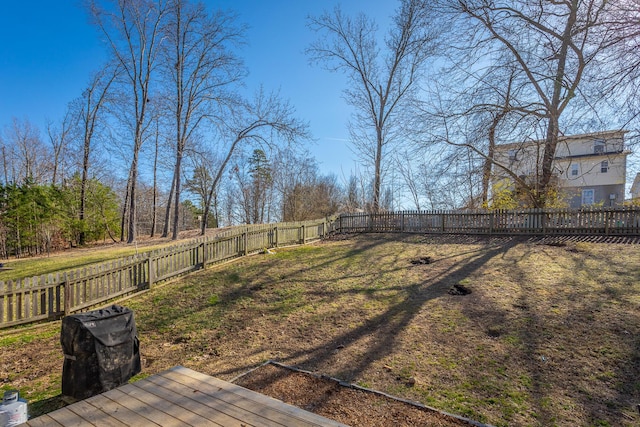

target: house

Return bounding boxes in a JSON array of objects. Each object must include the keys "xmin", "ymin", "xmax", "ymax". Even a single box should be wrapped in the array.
[{"xmin": 493, "ymin": 130, "xmax": 629, "ymax": 208}]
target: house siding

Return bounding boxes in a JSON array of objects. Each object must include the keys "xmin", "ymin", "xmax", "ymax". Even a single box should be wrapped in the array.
[
  {"xmin": 492, "ymin": 130, "xmax": 629, "ymax": 207},
  {"xmin": 563, "ymin": 184, "xmax": 625, "ymax": 209}
]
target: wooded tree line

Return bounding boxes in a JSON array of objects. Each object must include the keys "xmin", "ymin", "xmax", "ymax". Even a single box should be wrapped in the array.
[
  {"xmin": 0, "ymin": 0, "xmax": 349, "ymax": 256},
  {"xmin": 2, "ymin": 0, "xmax": 639, "ymax": 256}
]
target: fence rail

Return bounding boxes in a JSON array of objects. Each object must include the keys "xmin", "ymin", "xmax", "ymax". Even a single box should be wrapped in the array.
[
  {"xmin": 336, "ymin": 207, "xmax": 640, "ymax": 236},
  {"xmin": 0, "ymin": 218, "xmax": 335, "ymax": 329}
]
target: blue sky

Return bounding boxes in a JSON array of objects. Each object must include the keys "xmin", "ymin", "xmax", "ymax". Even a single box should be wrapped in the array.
[{"xmin": 0, "ymin": 0, "xmax": 397, "ymax": 181}]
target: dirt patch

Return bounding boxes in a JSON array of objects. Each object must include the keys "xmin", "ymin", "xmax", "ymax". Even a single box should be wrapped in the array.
[
  {"xmin": 448, "ymin": 284, "xmax": 472, "ymax": 295},
  {"xmin": 410, "ymin": 256, "xmax": 433, "ymax": 265},
  {"xmin": 233, "ymin": 362, "xmax": 478, "ymax": 427}
]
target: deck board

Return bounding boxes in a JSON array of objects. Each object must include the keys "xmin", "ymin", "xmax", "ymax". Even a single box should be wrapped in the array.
[
  {"xmin": 22, "ymin": 414, "xmax": 63, "ymax": 427},
  {"xmin": 144, "ymin": 372, "xmax": 280, "ymax": 427},
  {"xmin": 160, "ymin": 367, "xmax": 323, "ymax": 427},
  {"xmin": 24, "ymin": 366, "xmax": 348, "ymax": 427},
  {"xmin": 99, "ymin": 388, "xmax": 181, "ymax": 427},
  {"xmin": 84, "ymin": 393, "xmax": 162, "ymax": 426},
  {"xmin": 64, "ymin": 399, "xmax": 128, "ymax": 427},
  {"xmin": 167, "ymin": 367, "xmax": 331, "ymax": 426},
  {"xmin": 117, "ymin": 382, "xmax": 218, "ymax": 426}
]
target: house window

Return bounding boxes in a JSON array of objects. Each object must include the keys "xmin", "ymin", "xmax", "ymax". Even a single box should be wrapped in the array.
[
  {"xmin": 582, "ymin": 189, "xmax": 595, "ymax": 205},
  {"xmin": 601, "ymin": 160, "xmax": 609, "ymax": 173},
  {"xmin": 571, "ymin": 164, "xmax": 579, "ymax": 176},
  {"xmin": 594, "ymin": 139, "xmax": 605, "ymax": 154},
  {"xmin": 508, "ymin": 149, "xmax": 518, "ymax": 161}
]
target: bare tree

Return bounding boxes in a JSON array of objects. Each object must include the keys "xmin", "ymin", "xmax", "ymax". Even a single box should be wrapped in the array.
[
  {"xmin": 393, "ymin": 149, "xmax": 422, "ymax": 210},
  {"xmin": 231, "ymin": 157, "xmax": 253, "ymax": 224},
  {"xmin": 594, "ymin": 0, "xmax": 640, "ymax": 144},
  {"xmin": 3, "ymin": 118, "xmax": 50, "ymax": 185},
  {"xmin": 307, "ymin": 0, "xmax": 440, "ymax": 212},
  {"xmin": 89, "ymin": 0, "xmax": 166, "ymax": 243},
  {"xmin": 149, "ymin": 119, "xmax": 161, "ymax": 237},
  {"xmin": 0, "ymin": 136, "xmax": 8, "ymax": 185},
  {"xmin": 46, "ymin": 110, "xmax": 76, "ymax": 187},
  {"xmin": 344, "ymin": 173, "xmax": 365, "ymax": 212},
  {"xmin": 70, "ymin": 64, "xmax": 119, "ymax": 245},
  {"xmin": 272, "ymin": 147, "xmax": 317, "ymax": 219},
  {"xmin": 423, "ymin": 58, "xmax": 540, "ymax": 208},
  {"xmin": 432, "ymin": 0, "xmax": 635, "ymax": 206},
  {"xmin": 161, "ymin": 0, "xmax": 245, "ymax": 239},
  {"xmin": 199, "ymin": 89, "xmax": 309, "ymax": 235}
]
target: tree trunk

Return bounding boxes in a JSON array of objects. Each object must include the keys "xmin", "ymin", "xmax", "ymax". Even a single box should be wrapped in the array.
[
  {"xmin": 150, "ymin": 128, "xmax": 159, "ymax": 237},
  {"xmin": 538, "ymin": 2, "xmax": 577, "ymax": 206},
  {"xmin": 126, "ymin": 149, "xmax": 139, "ymax": 244},
  {"xmin": 120, "ymin": 170, "xmax": 132, "ymax": 242},
  {"xmin": 78, "ymin": 142, "xmax": 89, "ymax": 245},
  {"xmin": 373, "ymin": 127, "xmax": 383, "ymax": 213},
  {"xmin": 171, "ymin": 154, "xmax": 182, "ymax": 240},
  {"xmin": 162, "ymin": 174, "xmax": 176, "ymax": 238}
]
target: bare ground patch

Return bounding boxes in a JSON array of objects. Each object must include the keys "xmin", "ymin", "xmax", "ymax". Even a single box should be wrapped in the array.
[{"xmin": 233, "ymin": 361, "xmax": 479, "ymax": 426}]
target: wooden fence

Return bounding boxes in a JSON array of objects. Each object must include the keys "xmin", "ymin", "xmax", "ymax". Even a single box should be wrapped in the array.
[
  {"xmin": 4, "ymin": 207, "xmax": 639, "ymax": 329},
  {"xmin": 0, "ymin": 218, "xmax": 336, "ymax": 329},
  {"xmin": 336, "ymin": 207, "xmax": 640, "ymax": 236}
]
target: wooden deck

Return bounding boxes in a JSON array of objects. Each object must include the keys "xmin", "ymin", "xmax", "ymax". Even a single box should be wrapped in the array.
[{"xmin": 24, "ymin": 366, "xmax": 348, "ymax": 426}]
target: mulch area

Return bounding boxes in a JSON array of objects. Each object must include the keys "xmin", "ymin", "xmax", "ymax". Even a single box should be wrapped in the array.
[{"xmin": 232, "ymin": 362, "xmax": 487, "ymax": 427}]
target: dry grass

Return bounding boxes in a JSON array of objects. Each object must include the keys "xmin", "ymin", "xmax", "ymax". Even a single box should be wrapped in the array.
[
  {"xmin": 1, "ymin": 233, "xmax": 639, "ymax": 426},
  {"xmin": 0, "ymin": 229, "xmax": 210, "ymax": 281}
]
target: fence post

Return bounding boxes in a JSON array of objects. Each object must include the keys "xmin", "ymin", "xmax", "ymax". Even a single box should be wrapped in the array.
[
  {"xmin": 133, "ymin": 261, "xmax": 140, "ymax": 290},
  {"xmin": 489, "ymin": 211, "xmax": 494, "ymax": 236},
  {"xmin": 47, "ymin": 274, "xmax": 54, "ymax": 319},
  {"xmin": 201, "ymin": 240, "xmax": 208, "ymax": 269},
  {"xmin": 6, "ymin": 281, "xmax": 13, "ymax": 323},
  {"xmin": 63, "ymin": 272, "xmax": 70, "ymax": 316},
  {"xmin": 301, "ymin": 224, "xmax": 306, "ymax": 244},
  {"xmin": 243, "ymin": 229, "xmax": 248, "ymax": 255},
  {"xmin": 275, "ymin": 226, "xmax": 279, "ymax": 247},
  {"xmin": 148, "ymin": 253, "xmax": 155, "ymax": 288},
  {"xmin": 441, "ymin": 211, "xmax": 446, "ymax": 233}
]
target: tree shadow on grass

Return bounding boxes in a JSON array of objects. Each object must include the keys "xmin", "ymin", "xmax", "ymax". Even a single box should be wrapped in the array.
[
  {"xmin": 271, "ymin": 239, "xmax": 519, "ymax": 387},
  {"xmin": 457, "ymin": 240, "xmax": 640, "ymax": 426}
]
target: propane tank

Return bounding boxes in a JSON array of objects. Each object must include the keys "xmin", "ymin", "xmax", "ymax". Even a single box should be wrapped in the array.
[{"xmin": 0, "ymin": 390, "xmax": 27, "ymax": 427}]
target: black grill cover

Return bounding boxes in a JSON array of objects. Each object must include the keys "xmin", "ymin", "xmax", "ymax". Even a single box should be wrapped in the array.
[{"xmin": 61, "ymin": 305, "xmax": 141, "ymax": 400}]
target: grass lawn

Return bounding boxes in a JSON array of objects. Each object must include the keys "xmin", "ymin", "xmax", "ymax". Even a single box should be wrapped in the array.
[
  {"xmin": 0, "ymin": 240, "xmax": 182, "ymax": 282},
  {"xmin": 1, "ymin": 233, "xmax": 639, "ymax": 426}
]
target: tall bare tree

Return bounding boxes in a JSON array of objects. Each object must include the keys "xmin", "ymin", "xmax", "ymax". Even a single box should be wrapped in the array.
[
  {"xmin": 89, "ymin": 0, "xmax": 166, "ymax": 243},
  {"xmin": 161, "ymin": 0, "xmax": 245, "ymax": 239},
  {"xmin": 0, "ymin": 137, "xmax": 8, "ymax": 185},
  {"xmin": 199, "ymin": 89, "xmax": 309, "ymax": 235},
  {"xmin": 432, "ymin": 0, "xmax": 634, "ymax": 206},
  {"xmin": 149, "ymin": 119, "xmax": 161, "ymax": 237},
  {"xmin": 46, "ymin": 110, "xmax": 76, "ymax": 187},
  {"xmin": 307, "ymin": 0, "xmax": 440, "ymax": 212},
  {"xmin": 272, "ymin": 147, "xmax": 319, "ymax": 219},
  {"xmin": 594, "ymin": 0, "xmax": 640, "ymax": 137},
  {"xmin": 71, "ymin": 64, "xmax": 119, "ymax": 245},
  {"xmin": 3, "ymin": 118, "xmax": 50, "ymax": 185},
  {"xmin": 424, "ymin": 58, "xmax": 539, "ymax": 207}
]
